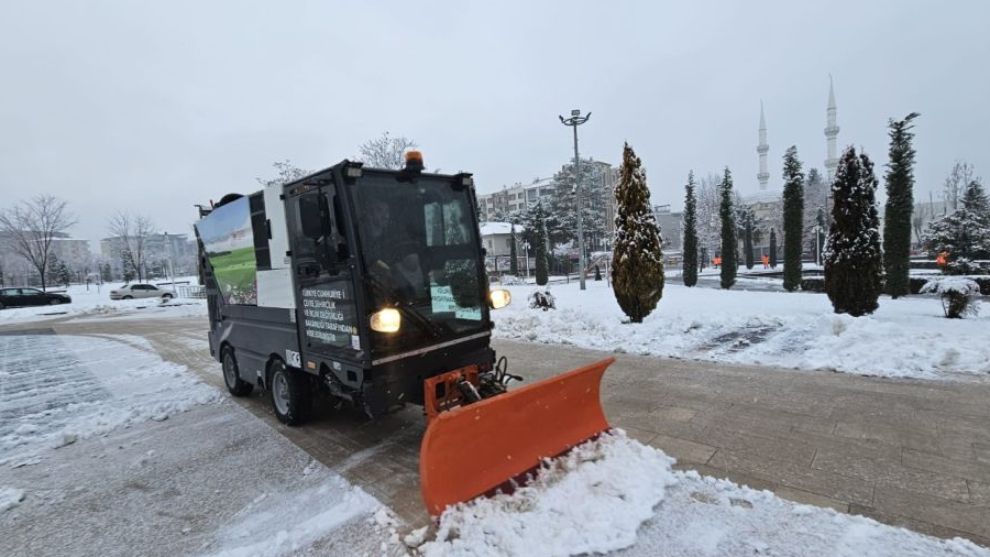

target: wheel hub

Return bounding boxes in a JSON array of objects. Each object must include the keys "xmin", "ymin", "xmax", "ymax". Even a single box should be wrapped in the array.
[{"xmin": 273, "ymin": 372, "xmax": 290, "ymax": 415}]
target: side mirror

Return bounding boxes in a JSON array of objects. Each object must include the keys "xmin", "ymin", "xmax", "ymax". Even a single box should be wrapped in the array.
[{"xmin": 299, "ymin": 195, "xmax": 324, "ymax": 239}]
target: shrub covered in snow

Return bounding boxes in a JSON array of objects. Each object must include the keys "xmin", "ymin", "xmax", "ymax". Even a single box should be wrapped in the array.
[
  {"xmin": 528, "ymin": 289, "xmax": 556, "ymax": 311},
  {"xmin": 920, "ymin": 277, "xmax": 981, "ymax": 318},
  {"xmin": 944, "ymin": 257, "xmax": 989, "ymax": 276}
]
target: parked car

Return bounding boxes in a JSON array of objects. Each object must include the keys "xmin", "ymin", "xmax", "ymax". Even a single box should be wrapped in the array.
[
  {"xmin": 109, "ymin": 283, "xmax": 175, "ymax": 301},
  {"xmin": 0, "ymin": 287, "xmax": 72, "ymax": 309}
]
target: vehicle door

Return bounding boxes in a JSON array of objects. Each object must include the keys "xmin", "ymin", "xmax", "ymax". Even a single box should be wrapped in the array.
[
  {"xmin": 0, "ymin": 288, "xmax": 21, "ymax": 307},
  {"xmin": 21, "ymin": 288, "xmax": 45, "ymax": 306},
  {"xmin": 284, "ymin": 180, "xmax": 363, "ymax": 367}
]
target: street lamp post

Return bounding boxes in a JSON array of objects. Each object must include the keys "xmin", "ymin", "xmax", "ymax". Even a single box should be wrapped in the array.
[{"xmin": 559, "ymin": 108, "xmax": 591, "ymax": 291}]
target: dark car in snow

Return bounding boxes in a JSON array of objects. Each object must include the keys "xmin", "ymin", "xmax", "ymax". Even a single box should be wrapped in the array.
[{"xmin": 0, "ymin": 287, "xmax": 72, "ymax": 309}]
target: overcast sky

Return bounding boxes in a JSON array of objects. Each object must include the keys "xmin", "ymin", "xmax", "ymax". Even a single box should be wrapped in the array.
[{"xmin": 2, "ymin": 1, "xmax": 988, "ymax": 243}]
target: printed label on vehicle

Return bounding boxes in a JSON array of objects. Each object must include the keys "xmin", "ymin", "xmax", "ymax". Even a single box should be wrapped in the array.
[{"xmin": 285, "ymin": 349, "xmax": 301, "ymax": 368}]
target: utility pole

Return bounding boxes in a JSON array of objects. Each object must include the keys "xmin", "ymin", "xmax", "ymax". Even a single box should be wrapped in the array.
[{"xmin": 559, "ymin": 109, "xmax": 591, "ymax": 290}]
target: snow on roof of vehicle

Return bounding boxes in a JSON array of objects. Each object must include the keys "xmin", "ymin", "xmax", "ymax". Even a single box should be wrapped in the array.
[{"xmin": 479, "ymin": 222, "xmax": 525, "ymax": 236}]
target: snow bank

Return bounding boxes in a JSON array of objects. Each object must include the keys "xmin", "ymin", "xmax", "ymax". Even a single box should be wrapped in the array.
[
  {"xmin": 0, "ymin": 487, "xmax": 25, "ymax": 513},
  {"xmin": 493, "ymin": 282, "xmax": 990, "ymax": 380},
  {"xmin": 631, "ymin": 471, "xmax": 990, "ymax": 557},
  {"xmin": 419, "ymin": 432, "xmax": 989, "ymax": 557},
  {"xmin": 0, "ymin": 282, "xmax": 205, "ymax": 325},
  {"xmin": 0, "ymin": 334, "xmax": 220, "ymax": 467},
  {"xmin": 419, "ymin": 431, "xmax": 676, "ymax": 556}
]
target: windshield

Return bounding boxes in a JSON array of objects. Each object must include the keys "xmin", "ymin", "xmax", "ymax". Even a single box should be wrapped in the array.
[{"xmin": 351, "ymin": 174, "xmax": 486, "ymax": 355}]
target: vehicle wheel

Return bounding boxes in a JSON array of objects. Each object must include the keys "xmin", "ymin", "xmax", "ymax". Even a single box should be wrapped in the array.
[
  {"xmin": 161, "ymin": 294, "xmax": 174, "ymax": 302},
  {"xmin": 122, "ymin": 295, "xmax": 133, "ymax": 300},
  {"xmin": 268, "ymin": 359, "xmax": 310, "ymax": 426},
  {"xmin": 221, "ymin": 347, "xmax": 253, "ymax": 397}
]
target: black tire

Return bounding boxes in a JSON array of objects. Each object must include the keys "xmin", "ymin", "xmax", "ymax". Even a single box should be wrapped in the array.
[
  {"xmin": 268, "ymin": 359, "xmax": 310, "ymax": 426},
  {"xmin": 161, "ymin": 293, "xmax": 174, "ymax": 301},
  {"xmin": 122, "ymin": 295, "xmax": 133, "ymax": 300},
  {"xmin": 221, "ymin": 347, "xmax": 253, "ymax": 397}
]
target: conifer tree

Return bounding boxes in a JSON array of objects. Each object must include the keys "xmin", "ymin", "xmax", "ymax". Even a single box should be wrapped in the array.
[
  {"xmin": 743, "ymin": 212, "xmax": 755, "ymax": 270},
  {"xmin": 509, "ymin": 224, "xmax": 519, "ymax": 276},
  {"xmin": 923, "ymin": 179, "xmax": 990, "ymax": 264},
  {"xmin": 769, "ymin": 228, "xmax": 778, "ymax": 268},
  {"xmin": 883, "ymin": 112, "xmax": 920, "ymax": 298},
  {"xmin": 534, "ymin": 203, "xmax": 549, "ymax": 286},
  {"xmin": 682, "ymin": 171, "xmax": 699, "ymax": 287},
  {"xmin": 782, "ymin": 146, "xmax": 805, "ymax": 291},
  {"xmin": 824, "ymin": 147, "xmax": 884, "ymax": 316},
  {"xmin": 719, "ymin": 167, "xmax": 737, "ymax": 289},
  {"xmin": 611, "ymin": 143, "xmax": 664, "ymax": 323}
]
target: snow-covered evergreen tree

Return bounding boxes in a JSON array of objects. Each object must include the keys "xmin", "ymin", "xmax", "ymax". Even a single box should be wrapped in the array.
[
  {"xmin": 682, "ymin": 171, "xmax": 699, "ymax": 287},
  {"xmin": 509, "ymin": 224, "xmax": 519, "ymax": 276},
  {"xmin": 782, "ymin": 146, "xmax": 805, "ymax": 291},
  {"xmin": 824, "ymin": 147, "xmax": 884, "ymax": 316},
  {"xmin": 719, "ymin": 168, "xmax": 737, "ymax": 289},
  {"xmin": 883, "ymin": 113, "xmax": 920, "ymax": 298},
  {"xmin": 742, "ymin": 210, "xmax": 755, "ymax": 270},
  {"xmin": 769, "ymin": 228, "xmax": 778, "ymax": 268},
  {"xmin": 549, "ymin": 158, "xmax": 609, "ymax": 251},
  {"xmin": 534, "ymin": 202, "xmax": 549, "ymax": 286},
  {"xmin": 802, "ymin": 168, "xmax": 827, "ymax": 253},
  {"xmin": 923, "ymin": 178, "xmax": 990, "ymax": 267},
  {"xmin": 611, "ymin": 143, "xmax": 664, "ymax": 323}
]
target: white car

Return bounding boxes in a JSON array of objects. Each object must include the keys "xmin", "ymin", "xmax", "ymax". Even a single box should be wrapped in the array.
[{"xmin": 109, "ymin": 283, "xmax": 175, "ymax": 301}]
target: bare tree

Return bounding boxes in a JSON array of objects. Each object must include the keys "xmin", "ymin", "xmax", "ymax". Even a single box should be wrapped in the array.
[
  {"xmin": 695, "ymin": 172, "xmax": 723, "ymax": 258},
  {"xmin": 942, "ymin": 161, "xmax": 976, "ymax": 213},
  {"xmin": 257, "ymin": 159, "xmax": 309, "ymax": 188},
  {"xmin": 108, "ymin": 212, "xmax": 157, "ymax": 283},
  {"xmin": 358, "ymin": 131, "xmax": 417, "ymax": 169},
  {"xmin": 0, "ymin": 195, "xmax": 76, "ymax": 291}
]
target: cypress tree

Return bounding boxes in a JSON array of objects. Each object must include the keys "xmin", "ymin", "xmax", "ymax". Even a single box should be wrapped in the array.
[
  {"xmin": 509, "ymin": 224, "xmax": 519, "ymax": 276},
  {"xmin": 883, "ymin": 112, "xmax": 920, "ymax": 298},
  {"xmin": 682, "ymin": 171, "xmax": 699, "ymax": 287},
  {"xmin": 534, "ymin": 202, "xmax": 549, "ymax": 286},
  {"xmin": 743, "ymin": 211, "xmax": 754, "ymax": 270},
  {"xmin": 824, "ymin": 147, "xmax": 884, "ymax": 316},
  {"xmin": 719, "ymin": 167, "xmax": 737, "ymax": 289},
  {"xmin": 769, "ymin": 228, "xmax": 778, "ymax": 268},
  {"xmin": 611, "ymin": 143, "xmax": 664, "ymax": 323},
  {"xmin": 782, "ymin": 146, "xmax": 805, "ymax": 291}
]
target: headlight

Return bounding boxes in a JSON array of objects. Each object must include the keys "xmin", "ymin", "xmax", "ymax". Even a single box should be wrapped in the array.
[
  {"xmin": 370, "ymin": 308, "xmax": 401, "ymax": 333},
  {"xmin": 489, "ymin": 289, "xmax": 511, "ymax": 309}
]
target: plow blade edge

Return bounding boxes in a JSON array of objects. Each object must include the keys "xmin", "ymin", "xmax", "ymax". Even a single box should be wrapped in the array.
[{"xmin": 420, "ymin": 357, "xmax": 614, "ymax": 515}]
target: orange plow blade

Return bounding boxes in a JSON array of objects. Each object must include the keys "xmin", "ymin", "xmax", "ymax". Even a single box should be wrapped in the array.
[{"xmin": 420, "ymin": 357, "xmax": 614, "ymax": 515}]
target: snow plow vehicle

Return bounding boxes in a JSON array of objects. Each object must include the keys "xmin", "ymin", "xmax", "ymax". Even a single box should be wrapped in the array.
[{"xmin": 195, "ymin": 152, "xmax": 613, "ymax": 514}]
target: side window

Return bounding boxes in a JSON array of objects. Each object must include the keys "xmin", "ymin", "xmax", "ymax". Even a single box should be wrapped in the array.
[{"xmin": 249, "ymin": 192, "xmax": 271, "ymax": 270}]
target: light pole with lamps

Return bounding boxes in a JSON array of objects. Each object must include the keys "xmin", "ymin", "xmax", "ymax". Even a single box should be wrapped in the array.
[{"xmin": 559, "ymin": 109, "xmax": 591, "ymax": 291}]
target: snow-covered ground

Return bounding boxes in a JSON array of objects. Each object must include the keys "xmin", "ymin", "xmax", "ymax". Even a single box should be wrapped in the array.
[
  {"xmin": 416, "ymin": 432, "xmax": 989, "ymax": 557},
  {"xmin": 0, "ymin": 281, "xmax": 206, "ymax": 325},
  {"xmin": 493, "ymin": 280, "xmax": 990, "ymax": 380},
  {"xmin": 0, "ymin": 334, "xmax": 220, "ymax": 468},
  {"xmin": 0, "ymin": 333, "xmax": 402, "ymax": 557}
]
